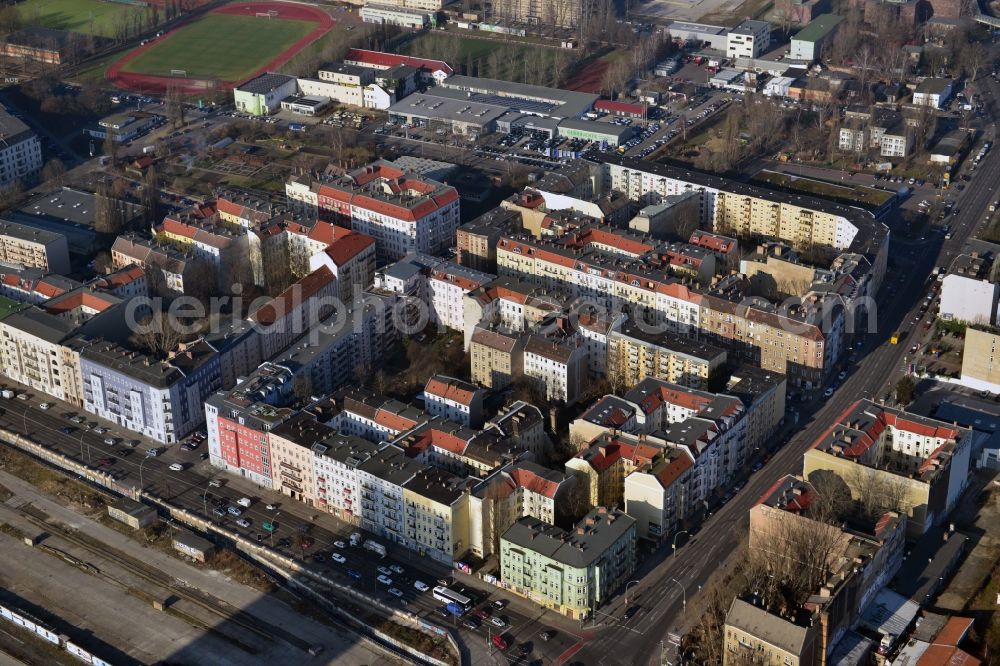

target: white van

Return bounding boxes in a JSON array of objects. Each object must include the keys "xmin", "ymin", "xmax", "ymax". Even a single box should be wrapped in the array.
[{"xmin": 237, "ymin": 497, "xmax": 252, "ymax": 508}]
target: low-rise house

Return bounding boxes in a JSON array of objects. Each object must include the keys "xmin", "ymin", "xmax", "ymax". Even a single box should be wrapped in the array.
[{"xmin": 423, "ymin": 374, "xmax": 486, "ymax": 428}]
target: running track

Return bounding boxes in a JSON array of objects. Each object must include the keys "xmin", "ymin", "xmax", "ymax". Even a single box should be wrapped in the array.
[{"xmin": 106, "ymin": 1, "xmax": 334, "ymax": 95}]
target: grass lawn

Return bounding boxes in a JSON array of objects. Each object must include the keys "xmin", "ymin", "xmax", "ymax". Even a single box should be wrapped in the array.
[
  {"xmin": 121, "ymin": 13, "xmax": 315, "ymax": 81},
  {"xmin": 17, "ymin": 0, "xmax": 149, "ymax": 38},
  {"xmin": 400, "ymin": 32, "xmax": 564, "ymax": 84}
]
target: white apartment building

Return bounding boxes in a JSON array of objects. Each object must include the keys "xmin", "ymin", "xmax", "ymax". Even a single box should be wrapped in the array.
[
  {"xmin": 726, "ymin": 20, "xmax": 771, "ymax": 59},
  {"xmin": 0, "ymin": 106, "xmax": 42, "ymax": 190},
  {"xmin": 297, "ymin": 63, "xmax": 395, "ymax": 111},
  {"xmin": 423, "ymin": 374, "xmax": 486, "ymax": 428},
  {"xmin": 912, "ymin": 78, "xmax": 953, "ymax": 108},
  {"xmin": 522, "ymin": 334, "xmax": 588, "ymax": 405},
  {"xmin": 315, "ymin": 160, "xmax": 461, "ymax": 260},
  {"xmin": 312, "ymin": 434, "xmax": 382, "ymax": 523},
  {"xmin": 0, "ymin": 307, "xmax": 79, "ymax": 403},
  {"xmin": 0, "ymin": 219, "xmax": 70, "ymax": 273},
  {"xmin": 624, "ymin": 449, "xmax": 695, "ymax": 541},
  {"xmin": 356, "ymin": 445, "xmax": 420, "ymax": 546},
  {"xmin": 939, "ymin": 254, "xmax": 999, "ymax": 325},
  {"xmin": 428, "ymin": 262, "xmax": 495, "ymax": 331}
]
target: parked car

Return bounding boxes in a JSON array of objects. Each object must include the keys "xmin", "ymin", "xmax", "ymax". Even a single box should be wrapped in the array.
[
  {"xmin": 623, "ymin": 606, "xmax": 640, "ymax": 620},
  {"xmin": 331, "ymin": 553, "xmax": 347, "ymax": 564},
  {"xmin": 377, "ymin": 566, "xmax": 393, "ymax": 576},
  {"xmin": 414, "ymin": 580, "xmax": 429, "ymax": 592},
  {"xmin": 462, "ymin": 618, "xmax": 479, "ymax": 630},
  {"xmin": 236, "ymin": 518, "xmax": 251, "ymax": 528},
  {"xmin": 169, "ymin": 463, "xmax": 184, "ymax": 471},
  {"xmin": 389, "ymin": 564, "xmax": 404, "ymax": 574},
  {"xmin": 377, "ymin": 574, "xmax": 393, "ymax": 586},
  {"xmin": 347, "ymin": 568, "xmax": 362, "ymax": 580},
  {"xmin": 388, "ymin": 587, "xmax": 403, "ymax": 597},
  {"xmin": 227, "ymin": 506, "xmax": 243, "ymax": 516},
  {"xmin": 489, "ymin": 616, "xmax": 507, "ymax": 628},
  {"xmin": 333, "ymin": 540, "xmax": 346, "ymax": 549},
  {"xmin": 38, "ymin": 402, "xmax": 51, "ymax": 410},
  {"xmin": 492, "ymin": 599, "xmax": 508, "ymax": 610}
]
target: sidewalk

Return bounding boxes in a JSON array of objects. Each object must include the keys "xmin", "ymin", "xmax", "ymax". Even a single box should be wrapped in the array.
[{"xmin": 0, "ymin": 469, "xmax": 384, "ymax": 666}]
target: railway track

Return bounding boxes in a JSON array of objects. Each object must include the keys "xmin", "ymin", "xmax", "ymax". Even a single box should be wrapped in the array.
[{"xmin": 15, "ymin": 506, "xmax": 312, "ymax": 653}]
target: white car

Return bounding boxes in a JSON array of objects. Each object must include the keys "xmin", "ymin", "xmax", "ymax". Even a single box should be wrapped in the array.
[
  {"xmin": 104, "ymin": 438, "xmax": 116, "ymax": 446},
  {"xmin": 265, "ymin": 504, "xmax": 277, "ymax": 511},
  {"xmin": 236, "ymin": 518, "xmax": 251, "ymax": 528},
  {"xmin": 237, "ymin": 497, "xmax": 252, "ymax": 508},
  {"xmin": 414, "ymin": 580, "xmax": 429, "ymax": 592},
  {"xmin": 169, "ymin": 462, "xmax": 184, "ymax": 471},
  {"xmin": 388, "ymin": 587, "xmax": 404, "ymax": 598},
  {"xmin": 377, "ymin": 566, "xmax": 393, "ymax": 576},
  {"xmin": 331, "ymin": 553, "xmax": 347, "ymax": 564},
  {"xmin": 389, "ymin": 564, "xmax": 404, "ymax": 574},
  {"xmin": 377, "ymin": 574, "xmax": 393, "ymax": 586},
  {"xmin": 824, "ymin": 388, "xmax": 834, "ymax": 398},
  {"xmin": 333, "ymin": 540, "xmax": 346, "ymax": 549},
  {"xmin": 38, "ymin": 402, "xmax": 51, "ymax": 410},
  {"xmin": 489, "ymin": 617, "xmax": 507, "ymax": 628}
]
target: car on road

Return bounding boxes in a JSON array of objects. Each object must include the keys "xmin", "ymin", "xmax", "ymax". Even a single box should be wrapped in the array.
[
  {"xmin": 492, "ymin": 599, "xmax": 508, "ymax": 610},
  {"xmin": 38, "ymin": 402, "xmax": 51, "ymax": 410},
  {"xmin": 266, "ymin": 504, "xmax": 278, "ymax": 511},
  {"xmin": 489, "ymin": 616, "xmax": 506, "ymax": 628},
  {"xmin": 331, "ymin": 553, "xmax": 346, "ymax": 564},
  {"xmin": 414, "ymin": 580, "xmax": 429, "ymax": 592},
  {"xmin": 212, "ymin": 508, "xmax": 226, "ymax": 517},
  {"xmin": 472, "ymin": 608, "xmax": 489, "ymax": 620},
  {"xmin": 389, "ymin": 564, "xmax": 404, "ymax": 574},
  {"xmin": 347, "ymin": 568, "xmax": 362, "ymax": 580},
  {"xmin": 97, "ymin": 457, "xmax": 114, "ymax": 467},
  {"xmin": 236, "ymin": 518, "xmax": 251, "ymax": 528},
  {"xmin": 169, "ymin": 463, "xmax": 184, "ymax": 471},
  {"xmin": 540, "ymin": 630, "xmax": 555, "ymax": 641},
  {"xmin": 70, "ymin": 416, "xmax": 86, "ymax": 424},
  {"xmin": 313, "ymin": 552, "xmax": 326, "ymax": 563},
  {"xmin": 824, "ymin": 388, "xmax": 834, "ymax": 398},
  {"xmin": 145, "ymin": 447, "xmax": 162, "ymax": 457},
  {"xmin": 462, "ymin": 618, "xmax": 479, "ymax": 630},
  {"xmin": 126, "ymin": 440, "xmax": 139, "ymax": 448},
  {"xmin": 623, "ymin": 606, "xmax": 640, "ymax": 620},
  {"xmin": 377, "ymin": 574, "xmax": 393, "ymax": 586},
  {"xmin": 208, "ymin": 478, "xmax": 223, "ymax": 487},
  {"xmin": 491, "ymin": 634, "xmax": 508, "ymax": 651},
  {"xmin": 435, "ymin": 606, "xmax": 450, "ymax": 618},
  {"xmin": 227, "ymin": 506, "xmax": 243, "ymax": 516},
  {"xmin": 103, "ymin": 437, "xmax": 116, "ymax": 446},
  {"xmin": 93, "ymin": 427, "xmax": 108, "ymax": 435},
  {"xmin": 377, "ymin": 566, "xmax": 393, "ymax": 576},
  {"xmin": 237, "ymin": 497, "xmax": 252, "ymax": 508},
  {"xmin": 388, "ymin": 587, "xmax": 403, "ymax": 597},
  {"xmin": 838, "ymin": 371, "xmax": 847, "ymax": 380},
  {"xmin": 333, "ymin": 540, "xmax": 345, "ymax": 549},
  {"xmin": 519, "ymin": 644, "xmax": 531, "ymax": 656},
  {"xmin": 59, "ymin": 426, "xmax": 73, "ymax": 434}
]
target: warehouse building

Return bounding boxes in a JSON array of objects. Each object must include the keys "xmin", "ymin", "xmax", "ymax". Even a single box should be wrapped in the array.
[
  {"xmin": 360, "ymin": 3, "xmax": 435, "ymax": 28},
  {"xmin": 557, "ymin": 118, "xmax": 634, "ymax": 146},
  {"xmin": 438, "ymin": 76, "xmax": 597, "ymax": 119},
  {"xmin": 665, "ymin": 21, "xmax": 730, "ymax": 50},
  {"xmin": 233, "ymin": 72, "xmax": 298, "ymax": 116},
  {"xmin": 387, "ymin": 93, "xmax": 508, "ymax": 136},
  {"xmin": 789, "ymin": 14, "xmax": 844, "ymax": 61}
]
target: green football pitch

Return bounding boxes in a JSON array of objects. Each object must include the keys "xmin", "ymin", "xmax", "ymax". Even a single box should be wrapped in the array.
[
  {"xmin": 120, "ymin": 13, "xmax": 315, "ymax": 81},
  {"xmin": 17, "ymin": 0, "xmax": 150, "ymax": 38}
]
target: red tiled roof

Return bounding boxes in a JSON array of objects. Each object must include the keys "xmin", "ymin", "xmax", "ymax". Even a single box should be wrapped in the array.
[
  {"xmin": 344, "ymin": 48, "xmax": 453, "ymax": 76},
  {"xmin": 249, "ymin": 265, "xmax": 335, "ymax": 326},
  {"xmin": 935, "ymin": 617, "xmax": 975, "ymax": 648},
  {"xmin": 918, "ymin": 645, "xmax": 980, "ymax": 666},
  {"xmin": 374, "ymin": 410, "xmax": 420, "ymax": 433},
  {"xmin": 594, "ymin": 99, "xmax": 646, "ymax": 114},
  {"xmin": 654, "ymin": 452, "xmax": 693, "ymax": 489},
  {"xmin": 425, "ymin": 375, "xmax": 479, "ymax": 406},
  {"xmin": 325, "ymin": 230, "xmax": 375, "ymax": 266},
  {"xmin": 510, "ymin": 466, "xmax": 562, "ymax": 498}
]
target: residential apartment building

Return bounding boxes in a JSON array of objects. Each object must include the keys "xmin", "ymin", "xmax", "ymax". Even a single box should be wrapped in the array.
[
  {"xmin": 0, "ymin": 219, "xmax": 70, "ymax": 274},
  {"xmin": 565, "ymin": 431, "xmax": 661, "ymax": 510},
  {"xmin": 802, "ymin": 400, "xmax": 973, "ymax": 538},
  {"xmin": 310, "ymin": 160, "xmax": 461, "ymax": 260},
  {"xmin": 500, "ymin": 507, "xmax": 636, "ymax": 619},
  {"xmin": 206, "ymin": 364, "xmax": 297, "ymax": 486},
  {"xmin": 623, "ymin": 448, "xmax": 696, "ymax": 541},
  {"xmin": 960, "ymin": 326, "xmax": 1000, "ymax": 394},
  {"xmin": 939, "ymin": 253, "xmax": 998, "ymax": 325},
  {"xmin": 297, "ymin": 221, "xmax": 377, "ymax": 304},
  {"xmin": 485, "ymin": 400, "xmax": 550, "ymax": 460},
  {"xmin": 523, "ymin": 334, "xmax": 588, "ymax": 405},
  {"xmin": 155, "ymin": 212, "xmax": 247, "ymax": 289},
  {"xmin": 423, "ymin": 374, "xmax": 486, "ymax": 428},
  {"xmin": 468, "ymin": 460, "xmax": 573, "ymax": 558},
  {"xmin": 456, "ymin": 207, "xmax": 519, "ymax": 273},
  {"xmin": 838, "ymin": 110, "xmax": 912, "ymax": 159},
  {"xmin": 606, "ymin": 320, "xmax": 727, "ymax": 390},
  {"xmin": 912, "ymin": 77, "xmax": 953, "ymax": 108},
  {"xmin": 0, "ymin": 105, "xmax": 42, "ymax": 189},
  {"xmin": 401, "ymin": 467, "xmax": 470, "ymax": 564},
  {"xmin": 111, "ymin": 235, "xmax": 192, "ymax": 294},
  {"xmin": 267, "ymin": 410, "xmax": 332, "ymax": 502},
  {"xmin": 470, "ymin": 325, "xmax": 526, "ymax": 389},
  {"xmin": 248, "ymin": 266, "xmax": 338, "ymax": 360},
  {"xmin": 0, "ymin": 307, "xmax": 81, "ymax": 404},
  {"xmin": 488, "ymin": 0, "xmax": 583, "ymax": 27},
  {"xmin": 80, "ymin": 338, "xmax": 222, "ymax": 445}
]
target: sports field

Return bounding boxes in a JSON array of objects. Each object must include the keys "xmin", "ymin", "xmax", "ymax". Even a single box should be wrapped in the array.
[
  {"xmin": 17, "ymin": 0, "xmax": 150, "ymax": 38},
  {"xmin": 120, "ymin": 13, "xmax": 314, "ymax": 81}
]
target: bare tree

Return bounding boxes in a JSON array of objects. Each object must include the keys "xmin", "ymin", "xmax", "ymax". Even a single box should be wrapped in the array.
[{"xmin": 130, "ymin": 311, "xmax": 181, "ymax": 358}]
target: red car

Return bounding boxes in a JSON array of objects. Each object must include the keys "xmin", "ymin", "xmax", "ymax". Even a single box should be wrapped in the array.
[
  {"xmin": 491, "ymin": 634, "xmax": 508, "ymax": 651},
  {"xmin": 472, "ymin": 608, "xmax": 489, "ymax": 620}
]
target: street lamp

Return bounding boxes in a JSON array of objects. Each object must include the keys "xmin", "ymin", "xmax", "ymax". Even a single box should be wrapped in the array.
[
  {"xmin": 625, "ymin": 580, "xmax": 640, "ymax": 606},
  {"xmin": 137, "ymin": 455, "xmax": 150, "ymax": 496},
  {"xmin": 669, "ymin": 578, "xmax": 686, "ymax": 611},
  {"xmin": 79, "ymin": 431, "xmax": 91, "ymax": 465},
  {"xmin": 270, "ymin": 511, "xmax": 281, "ymax": 548},
  {"xmin": 672, "ymin": 530, "xmax": 689, "ymax": 558}
]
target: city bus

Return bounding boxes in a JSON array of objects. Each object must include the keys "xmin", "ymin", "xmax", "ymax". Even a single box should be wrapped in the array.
[{"xmin": 432, "ymin": 586, "xmax": 472, "ymax": 611}]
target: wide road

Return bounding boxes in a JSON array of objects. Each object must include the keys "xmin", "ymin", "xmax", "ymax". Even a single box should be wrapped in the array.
[{"xmin": 567, "ymin": 69, "xmax": 1000, "ymax": 666}]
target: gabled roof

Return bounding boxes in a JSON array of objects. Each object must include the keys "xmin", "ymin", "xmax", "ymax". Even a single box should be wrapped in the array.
[
  {"xmin": 425, "ymin": 374, "xmax": 481, "ymax": 406},
  {"xmin": 344, "ymin": 48, "xmax": 453, "ymax": 76}
]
